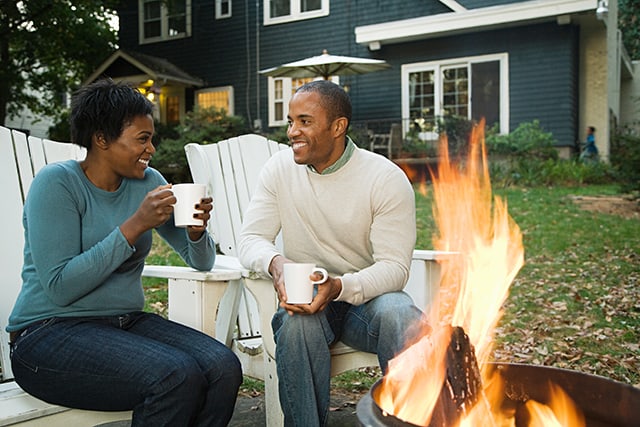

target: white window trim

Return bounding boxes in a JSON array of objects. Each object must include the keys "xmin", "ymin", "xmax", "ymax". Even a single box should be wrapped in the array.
[
  {"xmin": 267, "ymin": 76, "xmax": 339, "ymax": 127},
  {"xmin": 263, "ymin": 0, "xmax": 329, "ymax": 26},
  {"xmin": 139, "ymin": 0, "xmax": 192, "ymax": 44},
  {"xmin": 401, "ymin": 52, "xmax": 509, "ymax": 135},
  {"xmin": 268, "ymin": 78, "xmax": 292, "ymax": 127},
  {"xmin": 196, "ymin": 86, "xmax": 235, "ymax": 116},
  {"xmin": 215, "ymin": 0, "xmax": 232, "ymax": 19}
]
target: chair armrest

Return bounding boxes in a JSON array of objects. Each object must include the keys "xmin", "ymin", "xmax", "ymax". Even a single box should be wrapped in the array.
[
  {"xmin": 142, "ymin": 264, "xmax": 243, "ymax": 281},
  {"xmin": 412, "ymin": 249, "xmax": 457, "ymax": 261}
]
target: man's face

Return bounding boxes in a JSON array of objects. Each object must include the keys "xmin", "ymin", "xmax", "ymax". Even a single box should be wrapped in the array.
[{"xmin": 286, "ymin": 91, "xmax": 344, "ymax": 173}]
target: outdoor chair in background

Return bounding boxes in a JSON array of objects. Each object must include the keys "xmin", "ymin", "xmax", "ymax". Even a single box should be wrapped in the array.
[{"xmin": 368, "ymin": 122, "xmax": 402, "ymax": 159}]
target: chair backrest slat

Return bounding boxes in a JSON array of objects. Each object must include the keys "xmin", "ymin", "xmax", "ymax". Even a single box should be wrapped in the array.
[
  {"xmin": 0, "ymin": 128, "xmax": 29, "ymax": 380},
  {"xmin": 184, "ymin": 135, "xmax": 289, "ymax": 339},
  {"xmin": 0, "ymin": 126, "xmax": 83, "ymax": 381},
  {"xmin": 185, "ymin": 135, "xmax": 289, "ymax": 257}
]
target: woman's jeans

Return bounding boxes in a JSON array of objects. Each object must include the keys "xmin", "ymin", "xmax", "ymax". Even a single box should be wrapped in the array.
[
  {"xmin": 10, "ymin": 312, "xmax": 242, "ymax": 427},
  {"xmin": 272, "ymin": 291, "xmax": 425, "ymax": 427}
]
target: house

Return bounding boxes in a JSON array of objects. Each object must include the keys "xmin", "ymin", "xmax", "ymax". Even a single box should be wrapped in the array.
[{"xmin": 92, "ymin": 0, "xmax": 636, "ymax": 160}]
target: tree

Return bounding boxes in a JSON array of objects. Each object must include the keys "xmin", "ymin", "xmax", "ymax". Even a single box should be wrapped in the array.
[
  {"xmin": 0, "ymin": 0, "xmax": 118, "ymax": 127},
  {"xmin": 619, "ymin": 0, "xmax": 640, "ymax": 60}
]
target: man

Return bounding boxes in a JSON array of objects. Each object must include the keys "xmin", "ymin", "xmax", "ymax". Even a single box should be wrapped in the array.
[{"xmin": 238, "ymin": 80, "xmax": 424, "ymax": 426}]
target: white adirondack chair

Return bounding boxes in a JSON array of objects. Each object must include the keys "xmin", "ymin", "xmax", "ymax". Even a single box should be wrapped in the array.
[
  {"xmin": 0, "ymin": 126, "xmax": 131, "ymax": 426},
  {"xmin": 184, "ymin": 134, "xmax": 444, "ymax": 426}
]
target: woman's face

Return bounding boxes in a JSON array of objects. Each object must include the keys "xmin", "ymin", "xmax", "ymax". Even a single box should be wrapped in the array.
[{"xmin": 104, "ymin": 114, "xmax": 155, "ymax": 180}]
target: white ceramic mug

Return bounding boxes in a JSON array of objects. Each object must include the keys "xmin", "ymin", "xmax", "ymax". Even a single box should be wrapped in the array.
[
  {"xmin": 283, "ymin": 263, "xmax": 329, "ymax": 304},
  {"xmin": 172, "ymin": 183, "xmax": 206, "ymax": 227}
]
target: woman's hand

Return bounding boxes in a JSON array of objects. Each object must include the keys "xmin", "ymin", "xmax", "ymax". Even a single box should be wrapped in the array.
[
  {"xmin": 186, "ymin": 196, "xmax": 213, "ymax": 240},
  {"xmin": 120, "ymin": 184, "xmax": 175, "ymax": 245}
]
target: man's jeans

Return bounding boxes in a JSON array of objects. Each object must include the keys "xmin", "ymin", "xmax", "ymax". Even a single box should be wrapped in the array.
[
  {"xmin": 10, "ymin": 312, "xmax": 242, "ymax": 427},
  {"xmin": 272, "ymin": 291, "xmax": 424, "ymax": 427}
]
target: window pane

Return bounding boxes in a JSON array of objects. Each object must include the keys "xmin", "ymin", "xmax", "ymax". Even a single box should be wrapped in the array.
[
  {"xmin": 144, "ymin": 1, "xmax": 161, "ymax": 19},
  {"xmin": 198, "ymin": 91, "xmax": 230, "ymax": 113},
  {"xmin": 168, "ymin": 15, "xmax": 186, "ymax": 36},
  {"xmin": 270, "ymin": 0, "xmax": 290, "ymax": 18},
  {"xmin": 166, "ymin": 96, "xmax": 180, "ymax": 125},
  {"xmin": 471, "ymin": 61, "xmax": 500, "ymax": 128},
  {"xmin": 221, "ymin": 0, "xmax": 230, "ymax": 15},
  {"xmin": 442, "ymin": 66, "xmax": 468, "ymax": 117},
  {"xmin": 302, "ymin": 0, "xmax": 321, "ymax": 12},
  {"xmin": 167, "ymin": 0, "xmax": 186, "ymax": 15},
  {"xmin": 143, "ymin": 0, "xmax": 161, "ymax": 38},
  {"xmin": 167, "ymin": 0, "xmax": 186, "ymax": 36},
  {"xmin": 274, "ymin": 80, "xmax": 284, "ymax": 99},
  {"xmin": 275, "ymin": 101, "xmax": 284, "ymax": 121},
  {"xmin": 408, "ymin": 71, "xmax": 436, "ymax": 131},
  {"xmin": 144, "ymin": 21, "xmax": 161, "ymax": 38}
]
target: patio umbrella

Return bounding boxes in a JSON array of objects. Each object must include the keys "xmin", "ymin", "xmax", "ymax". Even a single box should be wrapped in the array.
[{"xmin": 260, "ymin": 49, "xmax": 390, "ymax": 80}]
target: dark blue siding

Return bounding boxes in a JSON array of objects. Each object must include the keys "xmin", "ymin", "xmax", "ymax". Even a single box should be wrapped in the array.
[
  {"xmin": 116, "ymin": 0, "xmax": 581, "ymax": 148},
  {"xmin": 347, "ymin": 23, "xmax": 580, "ymax": 147}
]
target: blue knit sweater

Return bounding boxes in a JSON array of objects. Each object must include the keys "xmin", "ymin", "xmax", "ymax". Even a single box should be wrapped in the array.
[{"xmin": 7, "ymin": 160, "xmax": 215, "ymax": 331}]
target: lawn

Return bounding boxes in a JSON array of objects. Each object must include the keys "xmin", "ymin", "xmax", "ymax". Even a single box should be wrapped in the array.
[{"xmin": 144, "ymin": 183, "xmax": 640, "ymax": 390}]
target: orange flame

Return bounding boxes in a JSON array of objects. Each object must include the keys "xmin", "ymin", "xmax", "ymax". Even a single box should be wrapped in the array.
[
  {"xmin": 378, "ymin": 122, "xmax": 524, "ymax": 424},
  {"xmin": 376, "ymin": 122, "xmax": 586, "ymax": 426},
  {"xmin": 524, "ymin": 383, "xmax": 586, "ymax": 427}
]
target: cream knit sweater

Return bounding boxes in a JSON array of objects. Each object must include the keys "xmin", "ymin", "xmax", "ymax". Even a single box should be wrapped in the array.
[{"xmin": 238, "ymin": 146, "xmax": 416, "ymax": 306}]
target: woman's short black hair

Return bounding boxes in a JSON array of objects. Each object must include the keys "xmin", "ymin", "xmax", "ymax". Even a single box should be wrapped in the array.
[
  {"xmin": 295, "ymin": 80, "xmax": 352, "ymax": 127},
  {"xmin": 70, "ymin": 78, "xmax": 154, "ymax": 150}
]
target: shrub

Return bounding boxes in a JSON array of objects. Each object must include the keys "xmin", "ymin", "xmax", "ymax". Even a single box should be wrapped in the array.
[
  {"xmin": 151, "ymin": 107, "xmax": 248, "ymax": 183},
  {"xmin": 265, "ymin": 125, "xmax": 289, "ymax": 145},
  {"xmin": 436, "ymin": 115, "xmax": 474, "ymax": 157},
  {"xmin": 610, "ymin": 123, "xmax": 640, "ymax": 193},
  {"xmin": 486, "ymin": 120, "xmax": 619, "ymax": 187},
  {"xmin": 486, "ymin": 120, "xmax": 558, "ymax": 160}
]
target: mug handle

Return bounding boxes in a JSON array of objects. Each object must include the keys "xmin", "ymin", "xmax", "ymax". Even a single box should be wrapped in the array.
[{"xmin": 310, "ymin": 267, "xmax": 328, "ymax": 284}]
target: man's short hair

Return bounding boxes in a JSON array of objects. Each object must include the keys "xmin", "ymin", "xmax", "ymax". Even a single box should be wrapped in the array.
[{"xmin": 295, "ymin": 80, "xmax": 352, "ymax": 127}]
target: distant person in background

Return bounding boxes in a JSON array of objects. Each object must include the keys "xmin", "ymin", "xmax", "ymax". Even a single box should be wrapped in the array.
[{"xmin": 580, "ymin": 126, "xmax": 599, "ymax": 162}]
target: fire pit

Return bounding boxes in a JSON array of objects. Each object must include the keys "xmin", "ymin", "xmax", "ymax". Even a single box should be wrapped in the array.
[{"xmin": 357, "ymin": 362, "xmax": 640, "ymax": 427}]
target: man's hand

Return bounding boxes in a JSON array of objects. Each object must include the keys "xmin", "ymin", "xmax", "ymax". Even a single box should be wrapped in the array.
[{"xmin": 269, "ymin": 255, "xmax": 342, "ymax": 315}]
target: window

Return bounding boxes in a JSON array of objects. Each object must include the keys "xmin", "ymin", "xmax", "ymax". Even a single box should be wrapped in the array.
[
  {"xmin": 196, "ymin": 86, "xmax": 234, "ymax": 115},
  {"xmin": 216, "ymin": 0, "xmax": 231, "ymax": 19},
  {"xmin": 402, "ymin": 53, "xmax": 509, "ymax": 138},
  {"xmin": 264, "ymin": 0, "xmax": 328, "ymax": 25},
  {"xmin": 267, "ymin": 77, "xmax": 338, "ymax": 127},
  {"xmin": 166, "ymin": 95, "xmax": 180, "ymax": 125},
  {"xmin": 139, "ymin": 0, "xmax": 191, "ymax": 43}
]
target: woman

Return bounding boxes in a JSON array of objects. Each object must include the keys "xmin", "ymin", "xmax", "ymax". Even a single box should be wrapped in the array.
[{"xmin": 7, "ymin": 79, "xmax": 241, "ymax": 426}]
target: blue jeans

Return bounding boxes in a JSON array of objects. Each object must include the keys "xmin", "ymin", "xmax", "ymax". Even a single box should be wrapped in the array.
[
  {"xmin": 272, "ymin": 291, "xmax": 425, "ymax": 427},
  {"xmin": 10, "ymin": 312, "xmax": 242, "ymax": 427}
]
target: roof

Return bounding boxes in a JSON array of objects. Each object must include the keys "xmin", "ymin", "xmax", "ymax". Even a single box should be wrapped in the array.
[
  {"xmin": 355, "ymin": 0, "xmax": 599, "ymax": 49},
  {"xmin": 84, "ymin": 49, "xmax": 204, "ymax": 87}
]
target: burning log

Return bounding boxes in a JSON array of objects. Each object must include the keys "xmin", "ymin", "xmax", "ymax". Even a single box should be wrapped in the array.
[
  {"xmin": 372, "ymin": 325, "xmax": 483, "ymax": 426},
  {"xmin": 427, "ymin": 326, "xmax": 483, "ymax": 427}
]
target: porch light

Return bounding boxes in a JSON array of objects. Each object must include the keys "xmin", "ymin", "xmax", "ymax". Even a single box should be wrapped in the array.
[{"xmin": 596, "ymin": 0, "xmax": 608, "ymax": 21}]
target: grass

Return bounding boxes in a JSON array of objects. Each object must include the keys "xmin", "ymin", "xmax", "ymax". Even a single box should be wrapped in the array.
[
  {"xmin": 144, "ymin": 183, "xmax": 639, "ymax": 391},
  {"xmin": 414, "ymin": 183, "xmax": 639, "ymax": 385}
]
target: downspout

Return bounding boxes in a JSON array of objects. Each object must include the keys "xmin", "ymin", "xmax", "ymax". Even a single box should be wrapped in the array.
[{"xmin": 255, "ymin": 0, "xmax": 261, "ymax": 131}]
